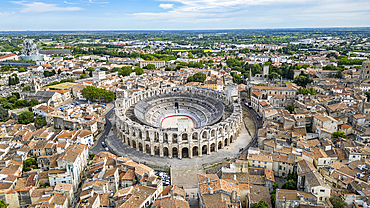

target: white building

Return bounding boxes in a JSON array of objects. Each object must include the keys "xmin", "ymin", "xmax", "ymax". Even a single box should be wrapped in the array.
[
  {"xmin": 139, "ymin": 60, "xmax": 166, "ymax": 69},
  {"xmin": 92, "ymin": 70, "xmax": 106, "ymax": 83}
]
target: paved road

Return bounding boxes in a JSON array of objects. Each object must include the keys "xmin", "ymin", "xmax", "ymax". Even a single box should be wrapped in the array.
[{"xmin": 90, "ymin": 108, "xmax": 115, "ymax": 154}]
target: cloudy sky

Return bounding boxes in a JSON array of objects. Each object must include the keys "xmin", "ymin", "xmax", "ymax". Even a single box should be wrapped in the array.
[{"xmin": 0, "ymin": 0, "xmax": 369, "ymax": 30}]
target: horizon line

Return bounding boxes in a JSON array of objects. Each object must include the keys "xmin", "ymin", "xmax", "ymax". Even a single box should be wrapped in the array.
[{"xmin": 1, "ymin": 26, "xmax": 370, "ymax": 32}]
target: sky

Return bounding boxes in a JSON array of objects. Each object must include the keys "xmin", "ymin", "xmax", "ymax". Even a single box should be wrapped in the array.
[{"xmin": 0, "ymin": 0, "xmax": 369, "ymax": 31}]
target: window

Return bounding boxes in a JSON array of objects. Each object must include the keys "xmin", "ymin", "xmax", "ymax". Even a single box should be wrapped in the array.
[
  {"xmin": 253, "ymin": 160, "xmax": 255, "ymax": 163},
  {"xmin": 252, "ymin": 164, "xmax": 254, "ymax": 167},
  {"xmin": 320, "ymin": 190, "xmax": 325, "ymax": 193},
  {"xmin": 265, "ymin": 162, "xmax": 267, "ymax": 164},
  {"xmin": 264, "ymin": 166, "xmax": 266, "ymax": 168},
  {"xmin": 258, "ymin": 165, "xmax": 260, "ymax": 167},
  {"xmin": 258, "ymin": 161, "xmax": 260, "ymax": 163}
]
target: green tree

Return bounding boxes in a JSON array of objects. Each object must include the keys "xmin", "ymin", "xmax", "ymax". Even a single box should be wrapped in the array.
[
  {"xmin": 118, "ymin": 67, "xmax": 133, "ymax": 77},
  {"xmin": 285, "ymin": 105, "xmax": 296, "ymax": 113},
  {"xmin": 308, "ymin": 87, "xmax": 316, "ymax": 95},
  {"xmin": 0, "ymin": 200, "xmax": 6, "ymax": 208},
  {"xmin": 187, "ymin": 72, "xmax": 206, "ymax": 83},
  {"xmin": 22, "ymin": 85, "xmax": 31, "ymax": 92},
  {"xmin": 29, "ymin": 99, "xmax": 38, "ymax": 107},
  {"xmin": 100, "ymin": 67, "xmax": 108, "ymax": 71},
  {"xmin": 0, "ymin": 106, "xmax": 8, "ymax": 121},
  {"xmin": 366, "ymin": 91, "xmax": 370, "ymax": 102},
  {"xmin": 106, "ymin": 91, "xmax": 115, "ymax": 103},
  {"xmin": 294, "ymin": 72, "xmax": 313, "ymax": 87},
  {"xmin": 281, "ymin": 179, "xmax": 297, "ymax": 190},
  {"xmin": 18, "ymin": 111, "xmax": 34, "ymax": 124},
  {"xmin": 43, "ymin": 71, "xmax": 50, "ymax": 77},
  {"xmin": 251, "ymin": 200, "xmax": 270, "ymax": 208},
  {"xmin": 145, "ymin": 64, "xmax": 156, "ymax": 70},
  {"xmin": 134, "ymin": 67, "xmax": 144, "ymax": 75},
  {"xmin": 333, "ymin": 132, "xmax": 347, "ymax": 138},
  {"xmin": 86, "ymin": 67, "xmax": 95, "ymax": 72},
  {"xmin": 80, "ymin": 74, "xmax": 88, "ymax": 79},
  {"xmin": 330, "ymin": 197, "xmax": 348, "ymax": 208},
  {"xmin": 58, "ymin": 69, "xmax": 61, "ymax": 74},
  {"xmin": 89, "ymin": 70, "xmax": 93, "ymax": 77},
  {"xmin": 35, "ymin": 116, "xmax": 47, "ymax": 127}
]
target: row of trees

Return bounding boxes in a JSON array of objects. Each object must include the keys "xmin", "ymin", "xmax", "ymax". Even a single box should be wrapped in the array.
[
  {"xmin": 297, "ymin": 87, "xmax": 316, "ymax": 95},
  {"xmin": 118, "ymin": 66, "xmax": 144, "ymax": 77},
  {"xmin": 81, "ymin": 86, "xmax": 115, "ymax": 102}
]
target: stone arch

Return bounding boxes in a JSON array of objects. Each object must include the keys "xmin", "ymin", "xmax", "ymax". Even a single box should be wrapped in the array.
[
  {"xmin": 139, "ymin": 143, "xmax": 143, "ymax": 151},
  {"xmin": 145, "ymin": 131, "xmax": 150, "ymax": 141},
  {"xmin": 154, "ymin": 132, "xmax": 159, "ymax": 142},
  {"xmin": 210, "ymin": 143, "xmax": 215, "ymax": 152},
  {"xmin": 163, "ymin": 147, "xmax": 168, "ymax": 157},
  {"xmin": 202, "ymin": 131, "xmax": 208, "ymax": 140},
  {"xmin": 218, "ymin": 141, "xmax": 222, "ymax": 149},
  {"xmin": 164, "ymin": 133, "xmax": 168, "ymax": 143},
  {"xmin": 132, "ymin": 140, "xmax": 136, "ymax": 149},
  {"xmin": 218, "ymin": 127, "xmax": 223, "ymax": 136},
  {"xmin": 138, "ymin": 129, "xmax": 142, "ymax": 139},
  {"xmin": 192, "ymin": 146, "xmax": 198, "ymax": 157},
  {"xmin": 182, "ymin": 147, "xmax": 189, "ymax": 158},
  {"xmin": 127, "ymin": 139, "xmax": 131, "ymax": 146},
  {"xmin": 172, "ymin": 134, "xmax": 178, "ymax": 143},
  {"xmin": 172, "ymin": 147, "xmax": 178, "ymax": 158},
  {"xmin": 211, "ymin": 129, "xmax": 216, "ymax": 138},
  {"xmin": 145, "ymin": 144, "xmax": 151, "ymax": 154},
  {"xmin": 230, "ymin": 135, "xmax": 234, "ymax": 143},
  {"xmin": 182, "ymin": 133, "xmax": 188, "ymax": 141},
  {"xmin": 192, "ymin": 132, "xmax": 198, "ymax": 140},
  {"xmin": 202, "ymin": 145, "xmax": 207, "ymax": 155},
  {"xmin": 224, "ymin": 138, "xmax": 228, "ymax": 146},
  {"xmin": 154, "ymin": 146, "xmax": 160, "ymax": 156}
]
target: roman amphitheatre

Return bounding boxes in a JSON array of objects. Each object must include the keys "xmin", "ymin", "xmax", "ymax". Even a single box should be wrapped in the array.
[{"xmin": 114, "ymin": 86, "xmax": 243, "ymax": 159}]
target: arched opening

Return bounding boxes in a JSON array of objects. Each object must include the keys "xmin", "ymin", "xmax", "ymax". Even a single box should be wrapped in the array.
[
  {"xmin": 164, "ymin": 133, "xmax": 168, "ymax": 143},
  {"xmin": 211, "ymin": 130, "xmax": 216, "ymax": 138},
  {"xmin": 172, "ymin": 147, "xmax": 178, "ymax": 158},
  {"xmin": 193, "ymin": 146, "xmax": 198, "ymax": 157},
  {"xmin": 146, "ymin": 131, "xmax": 150, "ymax": 141},
  {"xmin": 138, "ymin": 129, "xmax": 142, "ymax": 139},
  {"xmin": 218, "ymin": 141, "xmax": 222, "ymax": 149},
  {"xmin": 154, "ymin": 132, "xmax": 159, "ymax": 142},
  {"xmin": 182, "ymin": 147, "xmax": 189, "ymax": 158},
  {"xmin": 202, "ymin": 145, "xmax": 207, "ymax": 155},
  {"xmin": 175, "ymin": 102, "xmax": 179, "ymax": 109},
  {"xmin": 192, "ymin": 132, "xmax": 198, "ymax": 140},
  {"xmin": 210, "ymin": 143, "xmax": 215, "ymax": 152},
  {"xmin": 146, "ymin": 144, "xmax": 151, "ymax": 154},
  {"xmin": 132, "ymin": 128, "xmax": 136, "ymax": 137},
  {"xmin": 230, "ymin": 135, "xmax": 233, "ymax": 143},
  {"xmin": 139, "ymin": 143, "xmax": 143, "ymax": 151},
  {"xmin": 182, "ymin": 133, "xmax": 188, "ymax": 141},
  {"xmin": 132, "ymin": 140, "xmax": 136, "ymax": 149},
  {"xmin": 202, "ymin": 131, "xmax": 207, "ymax": 140},
  {"xmin": 154, "ymin": 146, "xmax": 160, "ymax": 156},
  {"xmin": 172, "ymin": 134, "xmax": 178, "ymax": 143},
  {"xmin": 128, "ymin": 139, "xmax": 131, "ymax": 146},
  {"xmin": 224, "ymin": 138, "xmax": 228, "ymax": 146},
  {"xmin": 218, "ymin": 128, "xmax": 223, "ymax": 136},
  {"xmin": 163, "ymin": 147, "xmax": 168, "ymax": 156}
]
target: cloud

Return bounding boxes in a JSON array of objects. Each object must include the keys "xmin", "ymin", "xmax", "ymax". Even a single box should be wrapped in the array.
[
  {"xmin": 88, "ymin": 0, "xmax": 109, "ymax": 4},
  {"xmin": 159, "ymin": 3, "xmax": 174, "ymax": 9},
  {"xmin": 130, "ymin": 0, "xmax": 369, "ymax": 25},
  {"xmin": 64, "ymin": 1, "xmax": 75, "ymax": 4},
  {"xmin": 11, "ymin": 1, "xmax": 83, "ymax": 13}
]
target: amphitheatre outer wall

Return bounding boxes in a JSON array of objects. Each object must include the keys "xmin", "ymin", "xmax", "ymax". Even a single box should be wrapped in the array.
[{"xmin": 114, "ymin": 86, "xmax": 243, "ymax": 159}]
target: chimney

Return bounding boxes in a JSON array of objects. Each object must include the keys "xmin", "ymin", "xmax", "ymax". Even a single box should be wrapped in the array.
[{"xmin": 209, "ymin": 187, "xmax": 214, "ymax": 195}]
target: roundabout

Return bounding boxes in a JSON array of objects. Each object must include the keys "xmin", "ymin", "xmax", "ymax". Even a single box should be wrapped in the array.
[{"xmin": 114, "ymin": 86, "xmax": 243, "ymax": 159}]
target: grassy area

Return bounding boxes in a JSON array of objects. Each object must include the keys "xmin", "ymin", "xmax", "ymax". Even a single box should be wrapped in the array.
[{"xmin": 48, "ymin": 82, "xmax": 78, "ymax": 90}]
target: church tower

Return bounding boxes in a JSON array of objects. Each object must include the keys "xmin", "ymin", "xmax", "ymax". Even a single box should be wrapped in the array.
[{"xmin": 30, "ymin": 78, "xmax": 40, "ymax": 94}]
